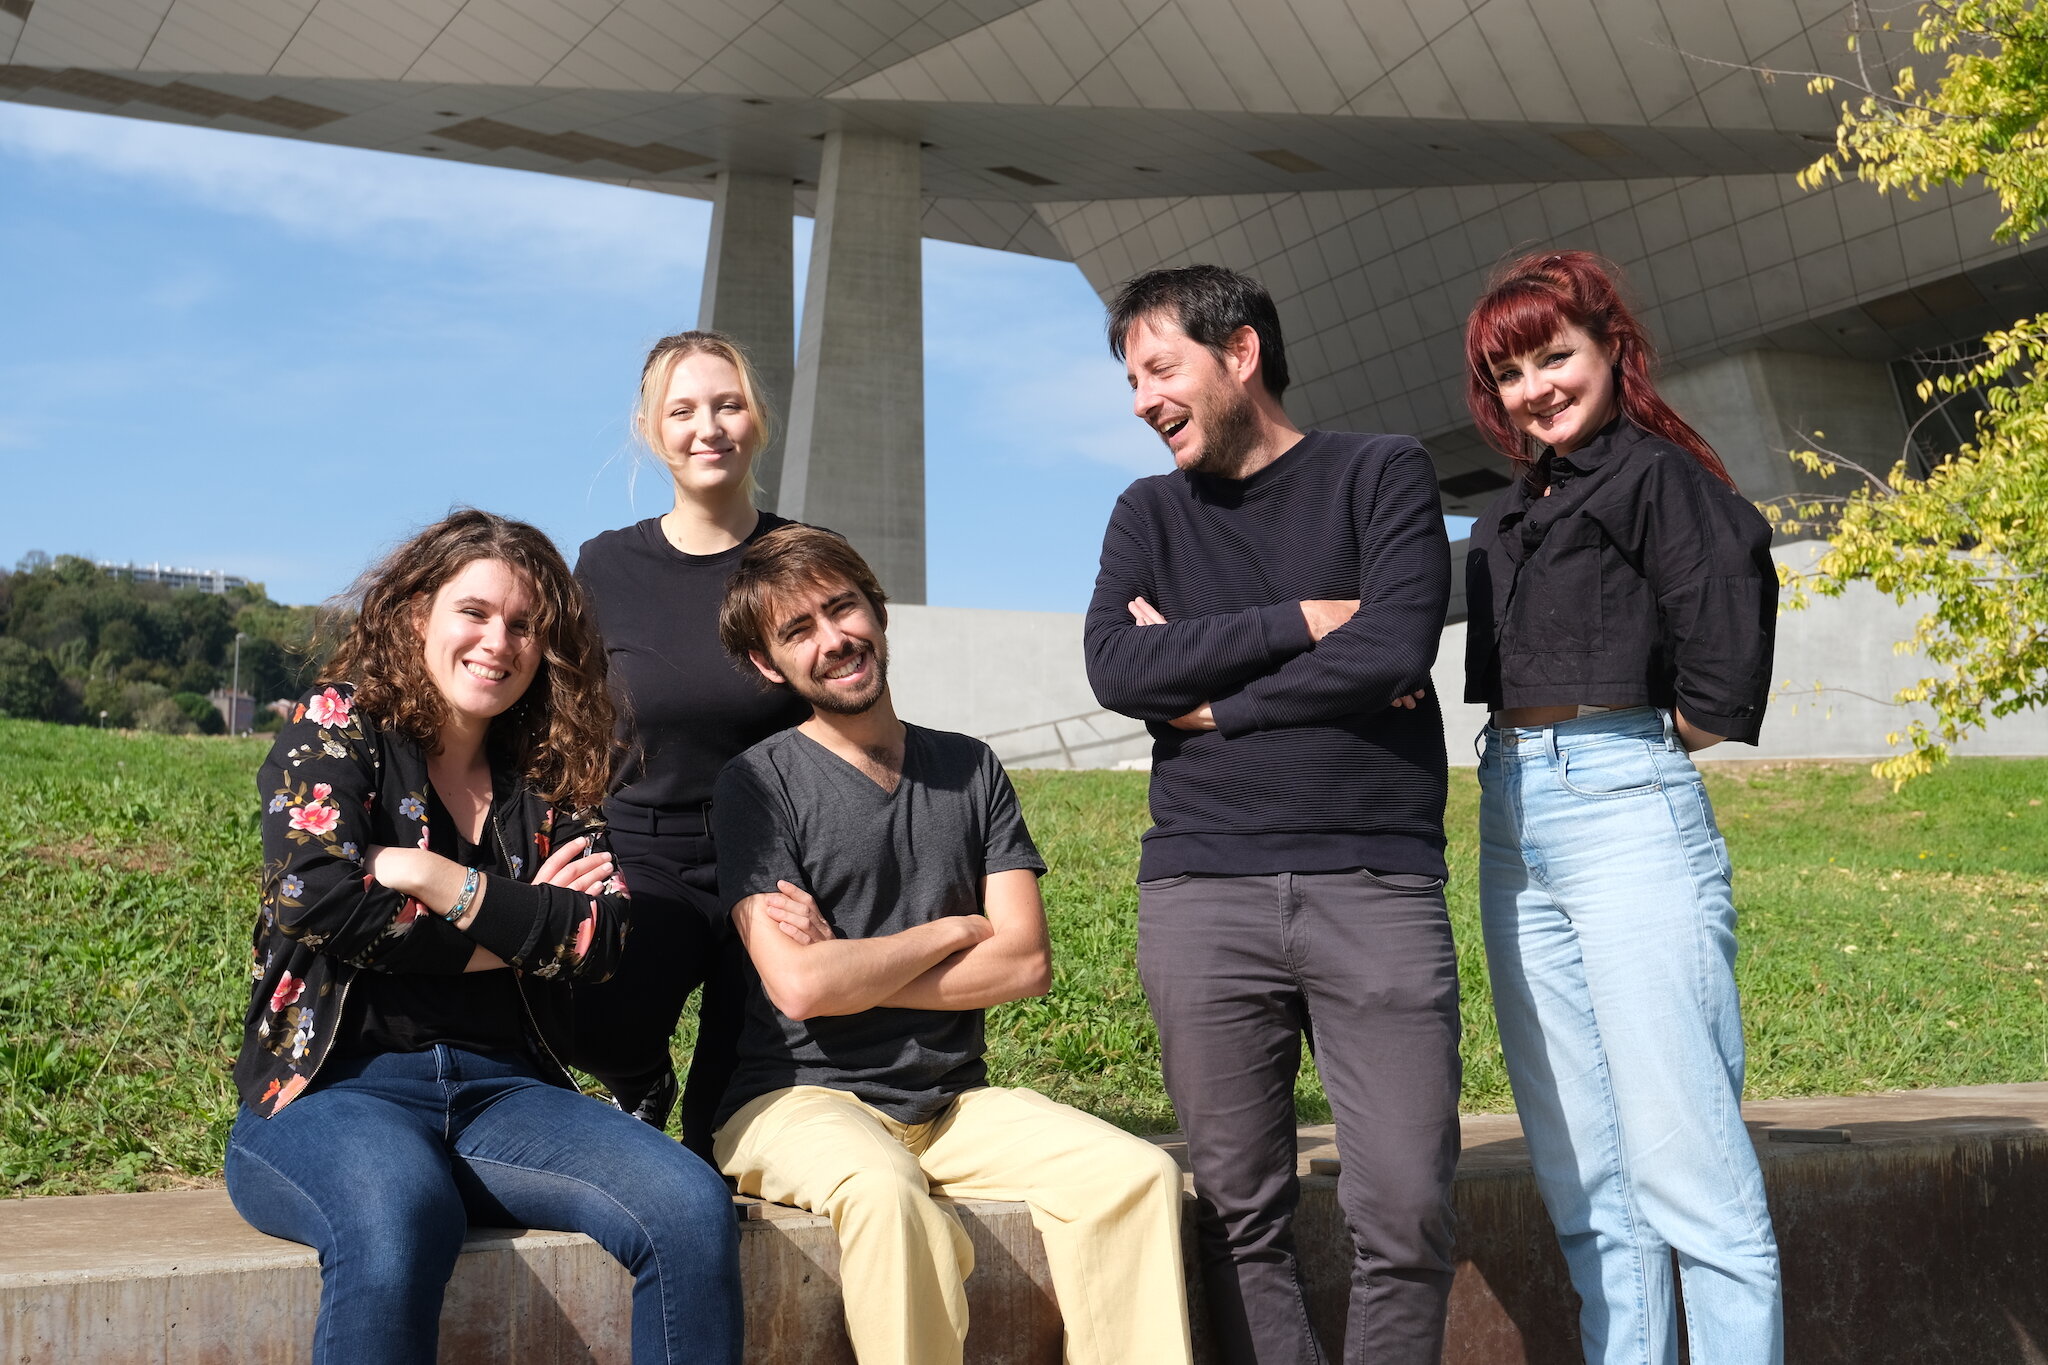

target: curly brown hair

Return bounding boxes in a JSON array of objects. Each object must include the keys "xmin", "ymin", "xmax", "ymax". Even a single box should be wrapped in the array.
[{"xmin": 322, "ymin": 509, "xmax": 615, "ymax": 807}]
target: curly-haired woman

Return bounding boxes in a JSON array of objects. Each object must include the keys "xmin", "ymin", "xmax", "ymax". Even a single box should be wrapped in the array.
[
  {"xmin": 1462, "ymin": 251, "xmax": 1782, "ymax": 1364},
  {"xmin": 224, "ymin": 509, "xmax": 742, "ymax": 1365}
]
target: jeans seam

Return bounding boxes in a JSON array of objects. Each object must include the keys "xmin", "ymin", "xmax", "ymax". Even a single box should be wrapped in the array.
[
  {"xmin": 228, "ymin": 1141, "xmax": 345, "ymax": 1363},
  {"xmin": 459, "ymin": 1155, "xmax": 681, "ymax": 1365}
]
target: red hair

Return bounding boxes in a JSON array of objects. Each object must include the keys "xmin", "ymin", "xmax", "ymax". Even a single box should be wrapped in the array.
[{"xmin": 1462, "ymin": 250, "xmax": 1735, "ymax": 489}]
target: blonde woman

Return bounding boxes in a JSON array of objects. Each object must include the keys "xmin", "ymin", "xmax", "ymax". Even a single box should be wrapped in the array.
[{"xmin": 568, "ymin": 330, "xmax": 810, "ymax": 1152}]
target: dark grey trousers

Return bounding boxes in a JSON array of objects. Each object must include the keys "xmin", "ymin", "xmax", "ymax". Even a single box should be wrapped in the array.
[{"xmin": 1137, "ymin": 869, "xmax": 1462, "ymax": 1365}]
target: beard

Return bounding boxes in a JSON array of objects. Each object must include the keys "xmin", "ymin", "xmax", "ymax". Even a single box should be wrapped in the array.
[
  {"xmin": 791, "ymin": 640, "xmax": 889, "ymax": 716},
  {"xmin": 1184, "ymin": 384, "xmax": 1262, "ymax": 478}
]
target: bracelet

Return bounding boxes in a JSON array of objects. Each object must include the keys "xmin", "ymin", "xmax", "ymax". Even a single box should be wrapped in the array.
[{"xmin": 443, "ymin": 866, "xmax": 481, "ymax": 925}]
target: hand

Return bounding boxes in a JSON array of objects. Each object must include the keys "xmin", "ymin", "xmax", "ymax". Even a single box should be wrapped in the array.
[
  {"xmin": 762, "ymin": 879, "xmax": 835, "ymax": 945},
  {"xmin": 1169, "ymin": 703, "xmax": 1216, "ymax": 731},
  {"xmin": 1300, "ymin": 599, "xmax": 1360, "ymax": 641},
  {"xmin": 950, "ymin": 914, "xmax": 996, "ymax": 950},
  {"xmin": 1128, "ymin": 596, "xmax": 1168, "ymax": 626},
  {"xmin": 534, "ymin": 835, "xmax": 615, "ymax": 894},
  {"xmin": 1391, "ymin": 688, "xmax": 1426, "ymax": 710}
]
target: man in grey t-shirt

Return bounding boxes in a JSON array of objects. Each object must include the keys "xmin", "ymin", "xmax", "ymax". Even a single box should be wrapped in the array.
[{"xmin": 708, "ymin": 526, "xmax": 1191, "ymax": 1365}]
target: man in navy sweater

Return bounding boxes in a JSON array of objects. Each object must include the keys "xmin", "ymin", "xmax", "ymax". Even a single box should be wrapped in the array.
[{"xmin": 1085, "ymin": 265, "xmax": 1459, "ymax": 1365}]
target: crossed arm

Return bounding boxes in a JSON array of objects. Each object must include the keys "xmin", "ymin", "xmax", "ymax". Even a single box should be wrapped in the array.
[
  {"xmin": 366, "ymin": 837, "xmax": 617, "ymax": 972},
  {"xmin": 731, "ymin": 868, "xmax": 1052, "ymax": 1022}
]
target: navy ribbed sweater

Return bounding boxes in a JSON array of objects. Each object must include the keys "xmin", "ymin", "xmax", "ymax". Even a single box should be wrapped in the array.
[{"xmin": 1084, "ymin": 430, "xmax": 1452, "ymax": 880}]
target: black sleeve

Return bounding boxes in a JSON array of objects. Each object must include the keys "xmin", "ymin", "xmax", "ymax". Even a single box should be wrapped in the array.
[
  {"xmin": 1083, "ymin": 488, "xmax": 1315, "ymax": 721},
  {"xmin": 260, "ymin": 688, "xmax": 473, "ymax": 976},
  {"xmin": 977, "ymin": 747, "xmax": 1046, "ymax": 879},
  {"xmin": 1639, "ymin": 457, "xmax": 1778, "ymax": 744},
  {"xmin": 711, "ymin": 758, "xmax": 807, "ymax": 914},
  {"xmin": 1209, "ymin": 446, "xmax": 1450, "ymax": 736},
  {"xmin": 463, "ymin": 804, "xmax": 631, "ymax": 983}
]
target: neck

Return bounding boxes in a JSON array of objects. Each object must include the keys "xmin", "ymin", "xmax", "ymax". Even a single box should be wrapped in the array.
[
  {"xmin": 434, "ymin": 713, "xmax": 490, "ymax": 775},
  {"xmin": 662, "ymin": 481, "xmax": 759, "ymax": 554},
  {"xmin": 1227, "ymin": 394, "xmax": 1306, "ymax": 480},
  {"xmin": 801, "ymin": 690, "xmax": 903, "ymax": 755}
]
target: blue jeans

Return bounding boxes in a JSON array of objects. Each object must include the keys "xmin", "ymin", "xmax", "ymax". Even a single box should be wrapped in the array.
[
  {"xmin": 225, "ymin": 1045, "xmax": 743, "ymax": 1365},
  {"xmin": 1477, "ymin": 708, "xmax": 1781, "ymax": 1365}
]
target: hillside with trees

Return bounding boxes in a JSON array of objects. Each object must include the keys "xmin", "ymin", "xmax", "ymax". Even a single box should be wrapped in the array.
[{"xmin": 0, "ymin": 552, "xmax": 325, "ymax": 733}]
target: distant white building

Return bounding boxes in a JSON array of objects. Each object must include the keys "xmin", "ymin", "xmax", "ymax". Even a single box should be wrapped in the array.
[{"xmin": 99, "ymin": 561, "xmax": 248, "ymax": 595}]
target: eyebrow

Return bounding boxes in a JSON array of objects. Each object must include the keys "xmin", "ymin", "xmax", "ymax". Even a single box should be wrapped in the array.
[{"xmin": 773, "ymin": 591, "xmax": 859, "ymax": 641}]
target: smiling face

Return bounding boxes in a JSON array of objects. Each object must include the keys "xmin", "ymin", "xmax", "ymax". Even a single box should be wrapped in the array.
[
  {"xmin": 748, "ymin": 575, "xmax": 889, "ymax": 717},
  {"xmin": 1123, "ymin": 313, "xmax": 1261, "ymax": 477},
  {"xmin": 414, "ymin": 558, "xmax": 542, "ymax": 728},
  {"xmin": 652, "ymin": 351, "xmax": 758, "ymax": 499},
  {"xmin": 1488, "ymin": 322, "xmax": 1619, "ymax": 456}
]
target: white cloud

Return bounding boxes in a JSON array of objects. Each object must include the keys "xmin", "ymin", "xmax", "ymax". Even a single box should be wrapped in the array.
[{"xmin": 0, "ymin": 103, "xmax": 711, "ymax": 286}]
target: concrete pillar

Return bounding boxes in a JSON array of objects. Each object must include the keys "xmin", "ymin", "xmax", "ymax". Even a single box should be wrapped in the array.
[
  {"xmin": 698, "ymin": 170, "xmax": 795, "ymax": 509},
  {"xmin": 780, "ymin": 129, "xmax": 926, "ymax": 602},
  {"xmin": 1660, "ymin": 350, "xmax": 1910, "ymax": 516}
]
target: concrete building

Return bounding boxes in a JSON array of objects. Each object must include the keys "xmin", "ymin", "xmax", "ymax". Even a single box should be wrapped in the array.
[
  {"xmin": 7, "ymin": 0, "xmax": 2040, "ymax": 757},
  {"xmin": 98, "ymin": 560, "xmax": 249, "ymax": 594}
]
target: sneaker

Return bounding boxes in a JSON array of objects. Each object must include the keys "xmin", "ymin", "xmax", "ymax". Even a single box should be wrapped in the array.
[{"xmin": 613, "ymin": 1065, "xmax": 678, "ymax": 1131}]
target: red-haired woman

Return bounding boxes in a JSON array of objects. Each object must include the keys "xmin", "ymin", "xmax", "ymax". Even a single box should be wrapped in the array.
[
  {"xmin": 1461, "ymin": 252, "xmax": 1781, "ymax": 1364},
  {"xmin": 224, "ymin": 510, "xmax": 742, "ymax": 1364}
]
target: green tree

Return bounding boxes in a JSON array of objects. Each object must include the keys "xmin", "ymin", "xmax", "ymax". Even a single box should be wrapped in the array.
[
  {"xmin": 1782, "ymin": 0, "xmax": 2048, "ymax": 783},
  {"xmin": 170, "ymin": 691, "xmax": 226, "ymax": 736},
  {"xmin": 0, "ymin": 639, "xmax": 67, "ymax": 721}
]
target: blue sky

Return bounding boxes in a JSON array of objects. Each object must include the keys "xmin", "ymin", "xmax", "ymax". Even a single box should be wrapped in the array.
[{"xmin": 0, "ymin": 104, "xmax": 1467, "ymax": 612}]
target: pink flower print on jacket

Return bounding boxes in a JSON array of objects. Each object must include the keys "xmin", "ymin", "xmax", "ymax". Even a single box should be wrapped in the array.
[
  {"xmin": 270, "ymin": 972, "xmax": 305, "ymax": 1014},
  {"xmin": 303, "ymin": 687, "xmax": 353, "ymax": 729},
  {"xmin": 572, "ymin": 903, "xmax": 597, "ymax": 963},
  {"xmin": 289, "ymin": 802, "xmax": 341, "ymax": 838}
]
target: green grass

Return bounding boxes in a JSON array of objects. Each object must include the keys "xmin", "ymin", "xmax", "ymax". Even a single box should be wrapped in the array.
[{"xmin": 4, "ymin": 717, "xmax": 2046, "ymax": 1195}]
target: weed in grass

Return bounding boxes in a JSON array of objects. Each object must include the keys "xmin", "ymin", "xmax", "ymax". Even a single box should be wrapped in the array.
[{"xmin": 5, "ymin": 719, "xmax": 2046, "ymax": 1194}]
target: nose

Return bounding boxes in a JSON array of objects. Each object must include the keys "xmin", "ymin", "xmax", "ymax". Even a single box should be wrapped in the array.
[
  {"xmin": 1131, "ymin": 380, "xmax": 1160, "ymax": 423},
  {"xmin": 812, "ymin": 615, "xmax": 850, "ymax": 654}
]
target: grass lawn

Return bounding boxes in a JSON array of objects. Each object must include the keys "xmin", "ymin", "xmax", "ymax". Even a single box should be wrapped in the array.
[{"xmin": 3, "ymin": 717, "xmax": 2045, "ymax": 1194}]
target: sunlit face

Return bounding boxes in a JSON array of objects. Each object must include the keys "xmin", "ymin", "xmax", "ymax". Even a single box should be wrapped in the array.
[
  {"xmin": 748, "ymin": 577, "xmax": 889, "ymax": 717},
  {"xmin": 415, "ymin": 559, "xmax": 542, "ymax": 727},
  {"xmin": 653, "ymin": 351, "xmax": 758, "ymax": 498},
  {"xmin": 1123, "ymin": 314, "xmax": 1261, "ymax": 477},
  {"xmin": 1488, "ymin": 323, "xmax": 1619, "ymax": 457}
]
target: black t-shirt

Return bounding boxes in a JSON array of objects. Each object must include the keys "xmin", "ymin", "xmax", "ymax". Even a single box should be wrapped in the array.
[
  {"xmin": 337, "ymin": 792, "xmax": 530, "ymax": 1060},
  {"xmin": 711, "ymin": 725, "xmax": 1047, "ymax": 1126},
  {"xmin": 576, "ymin": 512, "xmax": 812, "ymax": 816}
]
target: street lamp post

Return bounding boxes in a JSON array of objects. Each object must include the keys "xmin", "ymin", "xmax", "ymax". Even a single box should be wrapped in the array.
[{"xmin": 231, "ymin": 632, "xmax": 246, "ymax": 735}]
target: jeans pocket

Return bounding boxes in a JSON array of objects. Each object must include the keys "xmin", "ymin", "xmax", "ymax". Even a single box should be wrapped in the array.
[
  {"xmin": 1357, "ymin": 869, "xmax": 1448, "ymax": 894},
  {"xmin": 1557, "ymin": 737, "xmax": 1663, "ymax": 799},
  {"xmin": 1136, "ymin": 873, "xmax": 1194, "ymax": 892}
]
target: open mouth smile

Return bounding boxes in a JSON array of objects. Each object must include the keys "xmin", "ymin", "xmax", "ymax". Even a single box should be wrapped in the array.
[
  {"xmin": 462, "ymin": 661, "xmax": 508, "ymax": 682},
  {"xmin": 1160, "ymin": 417, "xmax": 1188, "ymax": 440}
]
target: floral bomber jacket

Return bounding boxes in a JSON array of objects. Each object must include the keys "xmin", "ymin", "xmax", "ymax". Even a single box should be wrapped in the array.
[{"xmin": 233, "ymin": 683, "xmax": 630, "ymax": 1117}]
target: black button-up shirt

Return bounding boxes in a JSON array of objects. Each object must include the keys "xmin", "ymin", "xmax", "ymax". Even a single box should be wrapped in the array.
[{"xmin": 1463, "ymin": 417, "xmax": 1778, "ymax": 743}]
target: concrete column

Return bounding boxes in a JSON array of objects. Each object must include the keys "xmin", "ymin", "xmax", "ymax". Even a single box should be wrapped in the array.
[
  {"xmin": 1660, "ymin": 349, "xmax": 1910, "ymax": 514},
  {"xmin": 780, "ymin": 129, "xmax": 926, "ymax": 602},
  {"xmin": 698, "ymin": 170, "xmax": 795, "ymax": 509}
]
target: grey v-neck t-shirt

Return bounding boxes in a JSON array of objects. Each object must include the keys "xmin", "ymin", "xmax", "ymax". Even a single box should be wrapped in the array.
[{"xmin": 710, "ymin": 723, "xmax": 1046, "ymax": 1125}]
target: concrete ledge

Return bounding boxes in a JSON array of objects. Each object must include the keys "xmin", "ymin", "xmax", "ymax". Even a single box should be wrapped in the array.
[{"xmin": 6, "ymin": 1084, "xmax": 2048, "ymax": 1363}]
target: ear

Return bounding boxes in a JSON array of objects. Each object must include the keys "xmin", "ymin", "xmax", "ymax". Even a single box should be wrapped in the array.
[
  {"xmin": 747, "ymin": 649, "xmax": 788, "ymax": 686},
  {"xmin": 1225, "ymin": 324, "xmax": 1262, "ymax": 385}
]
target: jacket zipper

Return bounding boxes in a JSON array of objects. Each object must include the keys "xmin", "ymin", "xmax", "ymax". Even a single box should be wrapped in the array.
[{"xmin": 490, "ymin": 802, "xmax": 575, "ymax": 1089}]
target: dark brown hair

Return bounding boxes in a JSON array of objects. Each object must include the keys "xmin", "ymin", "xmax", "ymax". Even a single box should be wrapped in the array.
[
  {"xmin": 322, "ymin": 509, "xmax": 614, "ymax": 807},
  {"xmin": 1106, "ymin": 264, "xmax": 1290, "ymax": 399},
  {"xmin": 718, "ymin": 525, "xmax": 888, "ymax": 671},
  {"xmin": 1463, "ymin": 250, "xmax": 1735, "ymax": 488}
]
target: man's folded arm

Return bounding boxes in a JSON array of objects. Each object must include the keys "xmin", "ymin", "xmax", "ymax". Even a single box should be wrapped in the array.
[
  {"xmin": 732, "ymin": 889, "xmax": 989, "ymax": 1021},
  {"xmin": 1085, "ymin": 496, "xmax": 1313, "ymax": 719},
  {"xmin": 878, "ymin": 869, "xmax": 1051, "ymax": 1012},
  {"xmin": 1208, "ymin": 448, "xmax": 1451, "ymax": 737}
]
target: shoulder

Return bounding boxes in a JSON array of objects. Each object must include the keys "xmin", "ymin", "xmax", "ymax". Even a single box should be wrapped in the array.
[
  {"xmin": 575, "ymin": 519, "xmax": 660, "ymax": 575},
  {"xmin": 907, "ymin": 723, "xmax": 995, "ymax": 768},
  {"xmin": 717, "ymin": 728, "xmax": 802, "ymax": 791}
]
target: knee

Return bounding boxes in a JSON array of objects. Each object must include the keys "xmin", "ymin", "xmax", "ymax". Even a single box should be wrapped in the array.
[
  {"xmin": 824, "ymin": 1162, "xmax": 937, "ymax": 1231},
  {"xmin": 1108, "ymin": 1142, "xmax": 1187, "ymax": 1214}
]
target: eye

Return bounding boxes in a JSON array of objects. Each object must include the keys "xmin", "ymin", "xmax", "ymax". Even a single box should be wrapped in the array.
[
  {"xmin": 461, "ymin": 607, "xmax": 486, "ymax": 620},
  {"xmin": 508, "ymin": 619, "xmax": 533, "ymax": 637}
]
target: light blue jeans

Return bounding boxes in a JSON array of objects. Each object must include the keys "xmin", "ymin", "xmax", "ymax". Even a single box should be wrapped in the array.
[{"xmin": 1477, "ymin": 708, "xmax": 1782, "ymax": 1365}]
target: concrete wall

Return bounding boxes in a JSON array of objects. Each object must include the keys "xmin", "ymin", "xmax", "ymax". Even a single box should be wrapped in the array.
[{"xmin": 890, "ymin": 543, "xmax": 2048, "ymax": 769}]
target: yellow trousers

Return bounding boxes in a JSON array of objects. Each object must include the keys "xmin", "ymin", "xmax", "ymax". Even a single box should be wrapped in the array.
[{"xmin": 714, "ymin": 1084, "xmax": 1193, "ymax": 1365}]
